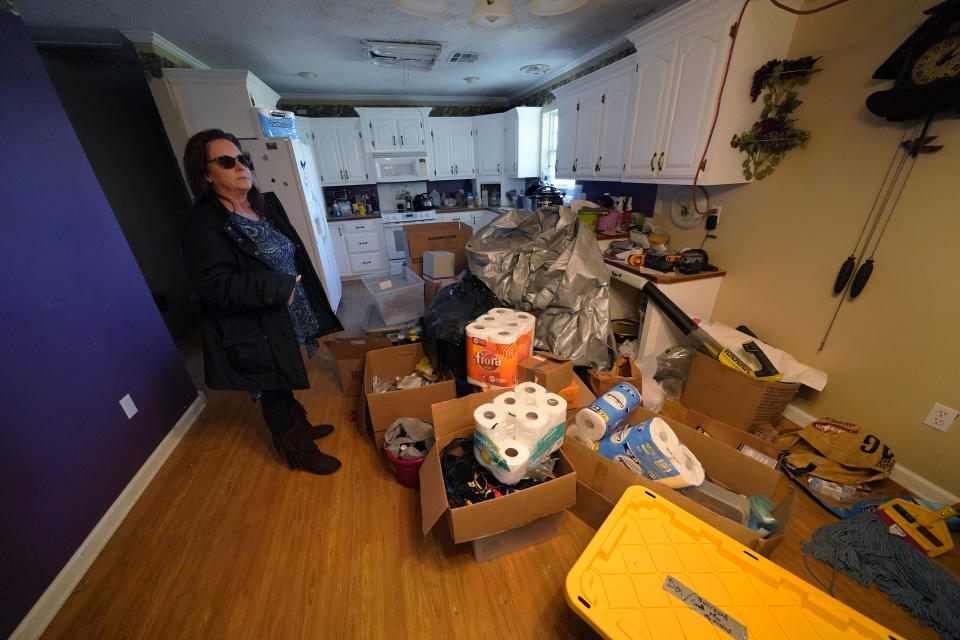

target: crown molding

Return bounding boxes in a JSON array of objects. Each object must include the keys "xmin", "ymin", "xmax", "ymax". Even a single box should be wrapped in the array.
[
  {"xmin": 279, "ymin": 93, "xmax": 510, "ymax": 106},
  {"xmin": 120, "ymin": 30, "xmax": 209, "ymax": 69}
]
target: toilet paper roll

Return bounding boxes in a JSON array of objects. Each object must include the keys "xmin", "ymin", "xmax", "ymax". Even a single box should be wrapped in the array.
[
  {"xmin": 477, "ymin": 314, "xmax": 500, "ymax": 325},
  {"xmin": 513, "ymin": 407, "xmax": 550, "ymax": 450},
  {"xmin": 633, "ymin": 417, "xmax": 680, "ymax": 457},
  {"xmin": 467, "ymin": 323, "xmax": 519, "ymax": 388},
  {"xmin": 493, "ymin": 391, "xmax": 522, "ymax": 417},
  {"xmin": 488, "ymin": 307, "xmax": 516, "ymax": 320},
  {"xmin": 473, "ymin": 403, "xmax": 510, "ymax": 444},
  {"xmin": 514, "ymin": 381, "xmax": 546, "ymax": 405},
  {"xmin": 675, "ymin": 444, "xmax": 706, "ymax": 488},
  {"xmin": 487, "ymin": 441, "xmax": 530, "ymax": 485},
  {"xmin": 541, "ymin": 393, "xmax": 568, "ymax": 428}
]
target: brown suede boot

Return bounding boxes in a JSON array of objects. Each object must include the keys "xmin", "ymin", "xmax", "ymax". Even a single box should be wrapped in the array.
[
  {"xmin": 291, "ymin": 400, "xmax": 334, "ymax": 439},
  {"xmin": 272, "ymin": 423, "xmax": 341, "ymax": 475}
]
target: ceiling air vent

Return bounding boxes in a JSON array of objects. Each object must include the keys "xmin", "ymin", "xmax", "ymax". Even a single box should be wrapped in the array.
[
  {"xmin": 447, "ymin": 51, "xmax": 480, "ymax": 63},
  {"xmin": 363, "ymin": 40, "xmax": 442, "ymax": 71}
]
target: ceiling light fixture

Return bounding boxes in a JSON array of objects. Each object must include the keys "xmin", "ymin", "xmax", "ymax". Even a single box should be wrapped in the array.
[
  {"xmin": 468, "ymin": 0, "xmax": 518, "ymax": 28},
  {"xmin": 363, "ymin": 40, "xmax": 443, "ymax": 71},
  {"xmin": 529, "ymin": 0, "xmax": 588, "ymax": 15},
  {"xmin": 464, "ymin": 76, "xmax": 480, "ymax": 83},
  {"xmin": 393, "ymin": 0, "xmax": 451, "ymax": 18},
  {"xmin": 297, "ymin": 71, "xmax": 317, "ymax": 79},
  {"xmin": 519, "ymin": 64, "xmax": 550, "ymax": 75}
]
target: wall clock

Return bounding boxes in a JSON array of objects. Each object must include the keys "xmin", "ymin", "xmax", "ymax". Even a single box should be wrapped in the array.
[{"xmin": 866, "ymin": 0, "xmax": 960, "ymax": 120}]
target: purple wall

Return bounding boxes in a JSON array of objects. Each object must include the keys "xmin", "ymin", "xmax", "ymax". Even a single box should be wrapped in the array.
[{"xmin": 0, "ymin": 12, "xmax": 198, "ymax": 636}]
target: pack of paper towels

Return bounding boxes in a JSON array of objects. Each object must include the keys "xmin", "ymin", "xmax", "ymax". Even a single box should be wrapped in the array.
[
  {"xmin": 597, "ymin": 417, "xmax": 705, "ymax": 489},
  {"xmin": 466, "ymin": 308, "xmax": 535, "ymax": 388},
  {"xmin": 472, "ymin": 382, "xmax": 567, "ymax": 485}
]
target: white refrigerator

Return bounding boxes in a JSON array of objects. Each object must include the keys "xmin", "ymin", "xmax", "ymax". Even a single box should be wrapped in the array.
[{"xmin": 244, "ymin": 137, "xmax": 342, "ymax": 311}]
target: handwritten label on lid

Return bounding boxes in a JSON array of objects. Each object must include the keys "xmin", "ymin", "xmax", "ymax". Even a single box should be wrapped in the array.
[
  {"xmin": 379, "ymin": 280, "xmax": 393, "ymax": 291},
  {"xmin": 663, "ymin": 575, "xmax": 747, "ymax": 640}
]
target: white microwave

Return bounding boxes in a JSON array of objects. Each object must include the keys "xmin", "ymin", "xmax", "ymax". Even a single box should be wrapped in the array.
[{"xmin": 373, "ymin": 155, "xmax": 428, "ymax": 182}]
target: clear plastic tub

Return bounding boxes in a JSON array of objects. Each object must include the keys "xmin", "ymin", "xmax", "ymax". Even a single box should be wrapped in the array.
[{"xmin": 362, "ymin": 268, "xmax": 425, "ymax": 325}]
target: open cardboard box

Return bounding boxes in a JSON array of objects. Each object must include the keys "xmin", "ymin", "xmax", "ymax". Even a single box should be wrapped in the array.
[
  {"xmin": 404, "ymin": 221, "xmax": 472, "ymax": 278},
  {"xmin": 660, "ymin": 401, "xmax": 782, "ymax": 464},
  {"xmin": 419, "ymin": 388, "xmax": 578, "ymax": 545},
  {"xmin": 326, "ymin": 336, "xmax": 393, "ymax": 397},
  {"xmin": 681, "ymin": 351, "xmax": 801, "ymax": 430},
  {"xmin": 361, "ymin": 342, "xmax": 457, "ymax": 449},
  {"xmin": 562, "ymin": 406, "xmax": 795, "ymax": 557}
]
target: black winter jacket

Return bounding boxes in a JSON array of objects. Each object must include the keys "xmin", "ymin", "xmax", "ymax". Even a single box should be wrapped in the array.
[{"xmin": 183, "ymin": 192, "xmax": 343, "ymax": 391}]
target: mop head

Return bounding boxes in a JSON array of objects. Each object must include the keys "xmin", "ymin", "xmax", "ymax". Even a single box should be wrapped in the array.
[{"xmin": 802, "ymin": 511, "xmax": 960, "ymax": 639}]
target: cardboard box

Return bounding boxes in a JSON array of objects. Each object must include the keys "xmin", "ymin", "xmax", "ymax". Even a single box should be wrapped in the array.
[
  {"xmin": 420, "ymin": 389, "xmax": 578, "ymax": 545},
  {"xmin": 660, "ymin": 401, "xmax": 781, "ymax": 463},
  {"xmin": 681, "ymin": 351, "xmax": 801, "ymax": 430},
  {"xmin": 423, "ymin": 250, "xmax": 455, "ymax": 279},
  {"xmin": 325, "ymin": 337, "xmax": 394, "ymax": 397},
  {"xmin": 562, "ymin": 406, "xmax": 795, "ymax": 557},
  {"xmin": 404, "ymin": 222, "xmax": 472, "ymax": 277},
  {"xmin": 518, "ymin": 351, "xmax": 574, "ymax": 393},
  {"xmin": 362, "ymin": 343, "xmax": 457, "ymax": 448},
  {"xmin": 423, "ymin": 276, "xmax": 456, "ymax": 308},
  {"xmin": 470, "ymin": 511, "xmax": 564, "ymax": 562}
]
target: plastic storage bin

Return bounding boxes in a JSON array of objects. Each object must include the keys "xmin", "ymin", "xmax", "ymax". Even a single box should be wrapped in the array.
[{"xmin": 362, "ymin": 268, "xmax": 425, "ymax": 325}]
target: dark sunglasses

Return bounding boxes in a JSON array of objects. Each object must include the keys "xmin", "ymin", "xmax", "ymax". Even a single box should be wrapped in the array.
[{"xmin": 206, "ymin": 152, "xmax": 253, "ymax": 170}]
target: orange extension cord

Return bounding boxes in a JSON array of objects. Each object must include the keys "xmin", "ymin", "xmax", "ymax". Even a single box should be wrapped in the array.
[{"xmin": 692, "ymin": 0, "xmax": 858, "ymax": 215}]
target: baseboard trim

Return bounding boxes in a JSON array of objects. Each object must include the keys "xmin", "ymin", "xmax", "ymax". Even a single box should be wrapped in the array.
[
  {"xmin": 782, "ymin": 404, "xmax": 959, "ymax": 504},
  {"xmin": 10, "ymin": 392, "xmax": 207, "ymax": 640}
]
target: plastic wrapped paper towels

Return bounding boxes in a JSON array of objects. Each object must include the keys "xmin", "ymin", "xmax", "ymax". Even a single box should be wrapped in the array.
[{"xmin": 466, "ymin": 207, "xmax": 614, "ymax": 370}]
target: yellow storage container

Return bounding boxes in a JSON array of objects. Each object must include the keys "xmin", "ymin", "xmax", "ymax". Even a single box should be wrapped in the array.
[{"xmin": 565, "ymin": 486, "xmax": 903, "ymax": 640}]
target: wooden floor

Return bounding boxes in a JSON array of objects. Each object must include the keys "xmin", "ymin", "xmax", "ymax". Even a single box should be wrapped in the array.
[{"xmin": 43, "ymin": 280, "xmax": 956, "ymax": 639}]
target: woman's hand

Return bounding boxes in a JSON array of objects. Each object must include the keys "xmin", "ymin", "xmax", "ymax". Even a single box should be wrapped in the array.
[{"xmin": 288, "ymin": 275, "xmax": 301, "ymax": 306}]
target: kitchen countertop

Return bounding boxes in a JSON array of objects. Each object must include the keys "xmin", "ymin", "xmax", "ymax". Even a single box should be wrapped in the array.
[
  {"xmin": 436, "ymin": 206, "xmax": 506, "ymax": 214},
  {"xmin": 604, "ymin": 257, "xmax": 726, "ymax": 284},
  {"xmin": 326, "ymin": 213, "xmax": 381, "ymax": 221}
]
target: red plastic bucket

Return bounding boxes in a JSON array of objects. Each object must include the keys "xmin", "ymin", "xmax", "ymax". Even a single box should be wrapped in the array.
[{"xmin": 384, "ymin": 445, "xmax": 425, "ymax": 488}]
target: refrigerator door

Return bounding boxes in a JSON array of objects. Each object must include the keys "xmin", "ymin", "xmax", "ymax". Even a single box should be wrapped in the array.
[{"xmin": 246, "ymin": 138, "xmax": 342, "ymax": 311}]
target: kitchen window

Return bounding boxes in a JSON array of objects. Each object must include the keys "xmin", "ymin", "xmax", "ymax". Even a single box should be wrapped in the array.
[{"xmin": 543, "ymin": 109, "xmax": 575, "ymax": 190}]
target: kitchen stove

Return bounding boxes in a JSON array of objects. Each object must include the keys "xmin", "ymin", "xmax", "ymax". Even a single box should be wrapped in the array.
[{"xmin": 382, "ymin": 209, "xmax": 438, "ymax": 273}]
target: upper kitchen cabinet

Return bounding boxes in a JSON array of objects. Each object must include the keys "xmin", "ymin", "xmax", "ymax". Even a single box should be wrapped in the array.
[
  {"xmin": 553, "ymin": 56, "xmax": 636, "ymax": 181},
  {"xmin": 473, "ymin": 113, "xmax": 504, "ymax": 178},
  {"xmin": 502, "ymin": 107, "xmax": 542, "ymax": 179},
  {"xmin": 302, "ymin": 118, "xmax": 371, "ymax": 185},
  {"xmin": 162, "ymin": 69, "xmax": 279, "ymax": 140},
  {"xmin": 428, "ymin": 117, "xmax": 475, "ymax": 179},
  {"xmin": 356, "ymin": 107, "xmax": 430, "ymax": 153},
  {"xmin": 622, "ymin": 0, "xmax": 797, "ymax": 184}
]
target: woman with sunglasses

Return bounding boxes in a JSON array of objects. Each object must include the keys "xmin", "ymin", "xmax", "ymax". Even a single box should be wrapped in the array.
[{"xmin": 182, "ymin": 129, "xmax": 343, "ymax": 476}]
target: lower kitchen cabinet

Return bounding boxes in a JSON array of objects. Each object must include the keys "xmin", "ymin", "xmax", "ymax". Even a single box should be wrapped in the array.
[{"xmin": 329, "ymin": 218, "xmax": 387, "ymax": 278}]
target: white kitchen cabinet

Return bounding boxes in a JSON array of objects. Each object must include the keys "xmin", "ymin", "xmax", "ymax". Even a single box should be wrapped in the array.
[
  {"xmin": 303, "ymin": 118, "xmax": 371, "ymax": 186},
  {"xmin": 428, "ymin": 117, "xmax": 474, "ymax": 179},
  {"xmin": 502, "ymin": 107, "xmax": 542, "ymax": 178},
  {"xmin": 473, "ymin": 113, "xmax": 504, "ymax": 178},
  {"xmin": 621, "ymin": 0, "xmax": 797, "ymax": 184},
  {"xmin": 356, "ymin": 107, "xmax": 429, "ymax": 153},
  {"xmin": 162, "ymin": 69, "xmax": 279, "ymax": 140},
  {"xmin": 552, "ymin": 56, "xmax": 635, "ymax": 182},
  {"xmin": 437, "ymin": 211, "xmax": 472, "ymax": 227},
  {"xmin": 328, "ymin": 218, "xmax": 386, "ymax": 277},
  {"xmin": 471, "ymin": 209, "xmax": 497, "ymax": 233}
]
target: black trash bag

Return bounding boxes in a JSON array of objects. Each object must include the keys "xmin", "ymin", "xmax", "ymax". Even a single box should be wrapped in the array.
[{"xmin": 422, "ymin": 271, "xmax": 501, "ymax": 396}]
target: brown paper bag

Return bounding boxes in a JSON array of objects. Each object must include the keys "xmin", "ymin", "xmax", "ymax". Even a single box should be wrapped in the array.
[
  {"xmin": 587, "ymin": 356, "xmax": 643, "ymax": 397},
  {"xmin": 779, "ymin": 417, "xmax": 895, "ymax": 484}
]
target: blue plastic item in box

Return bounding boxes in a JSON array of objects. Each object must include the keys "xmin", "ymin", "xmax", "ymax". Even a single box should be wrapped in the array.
[{"xmin": 257, "ymin": 109, "xmax": 298, "ymax": 139}]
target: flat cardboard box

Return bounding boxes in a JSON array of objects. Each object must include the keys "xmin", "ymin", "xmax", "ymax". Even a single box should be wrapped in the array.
[
  {"xmin": 562, "ymin": 406, "xmax": 795, "ymax": 557},
  {"xmin": 681, "ymin": 351, "xmax": 801, "ymax": 430},
  {"xmin": 423, "ymin": 250, "xmax": 455, "ymax": 279},
  {"xmin": 470, "ymin": 511, "xmax": 564, "ymax": 562},
  {"xmin": 420, "ymin": 389, "xmax": 577, "ymax": 545},
  {"xmin": 325, "ymin": 337, "xmax": 393, "ymax": 397},
  {"xmin": 518, "ymin": 351, "xmax": 574, "ymax": 393},
  {"xmin": 362, "ymin": 343, "xmax": 457, "ymax": 449},
  {"xmin": 404, "ymin": 221, "xmax": 472, "ymax": 277}
]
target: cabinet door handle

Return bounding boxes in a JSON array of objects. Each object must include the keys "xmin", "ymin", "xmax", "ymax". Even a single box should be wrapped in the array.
[
  {"xmin": 450, "ymin": 165, "xmax": 454, "ymax": 175},
  {"xmin": 345, "ymin": 170, "xmax": 350, "ymax": 180},
  {"xmin": 657, "ymin": 152, "xmax": 664, "ymax": 171},
  {"xmin": 339, "ymin": 170, "xmax": 344, "ymax": 180},
  {"xmin": 573, "ymin": 158, "xmax": 578, "ymax": 172},
  {"xmin": 597, "ymin": 156, "xmax": 602, "ymax": 172},
  {"xmin": 392, "ymin": 135, "xmax": 396, "ymax": 146},
  {"xmin": 650, "ymin": 154, "xmax": 656, "ymax": 172},
  {"xmin": 496, "ymin": 162, "xmax": 500, "ymax": 173},
  {"xmin": 400, "ymin": 135, "xmax": 404, "ymax": 145},
  {"xmin": 358, "ymin": 241, "xmax": 368, "ymax": 245}
]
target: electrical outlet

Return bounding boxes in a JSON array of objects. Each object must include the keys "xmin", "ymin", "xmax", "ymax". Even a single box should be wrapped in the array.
[{"xmin": 923, "ymin": 402, "xmax": 958, "ymax": 432}]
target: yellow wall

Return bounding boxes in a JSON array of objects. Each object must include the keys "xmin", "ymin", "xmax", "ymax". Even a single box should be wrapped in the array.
[{"xmin": 659, "ymin": 0, "xmax": 960, "ymax": 494}]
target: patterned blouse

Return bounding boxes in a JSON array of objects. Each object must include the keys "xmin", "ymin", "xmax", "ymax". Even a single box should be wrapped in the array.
[{"xmin": 230, "ymin": 213, "xmax": 321, "ymax": 357}]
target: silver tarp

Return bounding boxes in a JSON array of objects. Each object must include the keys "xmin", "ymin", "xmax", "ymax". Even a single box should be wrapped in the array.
[{"xmin": 466, "ymin": 207, "xmax": 614, "ymax": 369}]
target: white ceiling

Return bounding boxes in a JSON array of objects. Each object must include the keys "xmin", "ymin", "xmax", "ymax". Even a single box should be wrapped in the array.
[{"xmin": 20, "ymin": 0, "xmax": 681, "ymax": 101}]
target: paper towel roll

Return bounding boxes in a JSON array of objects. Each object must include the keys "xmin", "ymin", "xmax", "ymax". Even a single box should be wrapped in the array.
[
  {"xmin": 675, "ymin": 444, "xmax": 706, "ymax": 488},
  {"xmin": 635, "ymin": 417, "xmax": 679, "ymax": 456},
  {"xmin": 473, "ymin": 403, "xmax": 509, "ymax": 443},
  {"xmin": 513, "ymin": 408, "xmax": 550, "ymax": 450},
  {"xmin": 493, "ymin": 391, "xmax": 521, "ymax": 417},
  {"xmin": 488, "ymin": 441, "xmax": 530, "ymax": 485},
  {"xmin": 575, "ymin": 382, "xmax": 642, "ymax": 444},
  {"xmin": 541, "ymin": 393, "xmax": 568, "ymax": 428},
  {"xmin": 515, "ymin": 381, "xmax": 546, "ymax": 405},
  {"xmin": 513, "ymin": 313, "xmax": 536, "ymax": 359},
  {"xmin": 466, "ymin": 322, "xmax": 495, "ymax": 387},
  {"xmin": 478, "ymin": 314, "xmax": 500, "ymax": 325},
  {"xmin": 489, "ymin": 307, "xmax": 515, "ymax": 319},
  {"xmin": 467, "ymin": 323, "xmax": 520, "ymax": 388}
]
